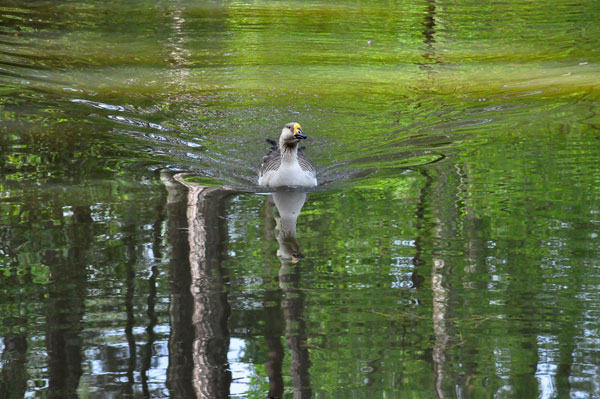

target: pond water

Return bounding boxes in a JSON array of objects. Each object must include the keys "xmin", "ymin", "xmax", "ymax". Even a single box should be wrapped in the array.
[{"xmin": 1, "ymin": 0, "xmax": 600, "ymax": 398}]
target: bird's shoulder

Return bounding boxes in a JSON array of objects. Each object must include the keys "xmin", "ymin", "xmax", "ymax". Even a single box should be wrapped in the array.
[
  {"xmin": 297, "ymin": 149, "xmax": 315, "ymax": 173},
  {"xmin": 261, "ymin": 138, "xmax": 281, "ymax": 175}
]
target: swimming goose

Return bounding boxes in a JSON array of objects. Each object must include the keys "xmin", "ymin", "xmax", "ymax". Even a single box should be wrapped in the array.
[{"xmin": 258, "ymin": 123, "xmax": 317, "ymax": 188}]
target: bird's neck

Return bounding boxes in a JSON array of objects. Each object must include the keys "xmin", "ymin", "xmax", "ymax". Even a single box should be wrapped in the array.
[{"xmin": 279, "ymin": 142, "xmax": 299, "ymax": 164}]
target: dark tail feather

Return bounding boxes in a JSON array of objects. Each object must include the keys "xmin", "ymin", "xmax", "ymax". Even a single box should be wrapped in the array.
[{"xmin": 265, "ymin": 138, "xmax": 278, "ymax": 150}]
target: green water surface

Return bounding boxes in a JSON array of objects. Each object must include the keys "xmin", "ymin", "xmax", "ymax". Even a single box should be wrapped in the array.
[{"xmin": 1, "ymin": 0, "xmax": 600, "ymax": 398}]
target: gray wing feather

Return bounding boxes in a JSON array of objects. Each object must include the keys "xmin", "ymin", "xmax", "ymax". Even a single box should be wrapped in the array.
[
  {"xmin": 260, "ymin": 139, "xmax": 315, "ymax": 176},
  {"xmin": 261, "ymin": 151, "xmax": 281, "ymax": 175},
  {"xmin": 298, "ymin": 150, "xmax": 316, "ymax": 174},
  {"xmin": 260, "ymin": 139, "xmax": 281, "ymax": 176}
]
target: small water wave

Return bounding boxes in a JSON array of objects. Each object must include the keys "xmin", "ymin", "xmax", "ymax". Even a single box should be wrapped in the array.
[{"xmin": 1, "ymin": 0, "xmax": 598, "ymax": 195}]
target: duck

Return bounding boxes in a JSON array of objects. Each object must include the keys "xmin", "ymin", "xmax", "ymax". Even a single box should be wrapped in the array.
[{"xmin": 258, "ymin": 122, "xmax": 317, "ymax": 188}]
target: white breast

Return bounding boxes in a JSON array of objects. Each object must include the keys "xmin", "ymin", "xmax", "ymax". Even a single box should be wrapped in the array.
[{"xmin": 259, "ymin": 162, "xmax": 317, "ymax": 187}]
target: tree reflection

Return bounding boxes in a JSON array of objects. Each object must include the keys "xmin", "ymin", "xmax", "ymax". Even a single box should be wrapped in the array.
[
  {"xmin": 262, "ymin": 279, "xmax": 285, "ymax": 399},
  {"xmin": 163, "ymin": 173, "xmax": 234, "ymax": 399},
  {"xmin": 163, "ymin": 174, "xmax": 314, "ymax": 398},
  {"xmin": 45, "ymin": 205, "xmax": 91, "ymax": 399},
  {"xmin": 164, "ymin": 173, "xmax": 196, "ymax": 398},
  {"xmin": 0, "ymin": 282, "xmax": 28, "ymax": 399}
]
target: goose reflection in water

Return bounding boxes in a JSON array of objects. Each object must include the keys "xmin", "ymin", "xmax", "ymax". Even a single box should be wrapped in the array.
[
  {"xmin": 264, "ymin": 189, "xmax": 312, "ymax": 399},
  {"xmin": 269, "ymin": 191, "xmax": 307, "ymax": 262}
]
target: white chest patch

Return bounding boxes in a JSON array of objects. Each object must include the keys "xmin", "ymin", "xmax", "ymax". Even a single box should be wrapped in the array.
[{"xmin": 259, "ymin": 162, "xmax": 317, "ymax": 187}]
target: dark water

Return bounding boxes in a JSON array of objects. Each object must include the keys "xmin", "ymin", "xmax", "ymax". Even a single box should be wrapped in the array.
[{"xmin": 1, "ymin": 1, "xmax": 600, "ymax": 398}]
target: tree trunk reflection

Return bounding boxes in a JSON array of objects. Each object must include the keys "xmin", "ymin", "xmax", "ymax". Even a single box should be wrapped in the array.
[
  {"xmin": 164, "ymin": 173, "xmax": 234, "ymax": 399},
  {"xmin": 164, "ymin": 173, "xmax": 196, "ymax": 398},
  {"xmin": 45, "ymin": 205, "xmax": 90, "ymax": 399}
]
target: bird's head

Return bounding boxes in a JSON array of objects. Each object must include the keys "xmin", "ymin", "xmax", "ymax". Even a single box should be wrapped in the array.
[{"xmin": 280, "ymin": 122, "xmax": 306, "ymax": 146}]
